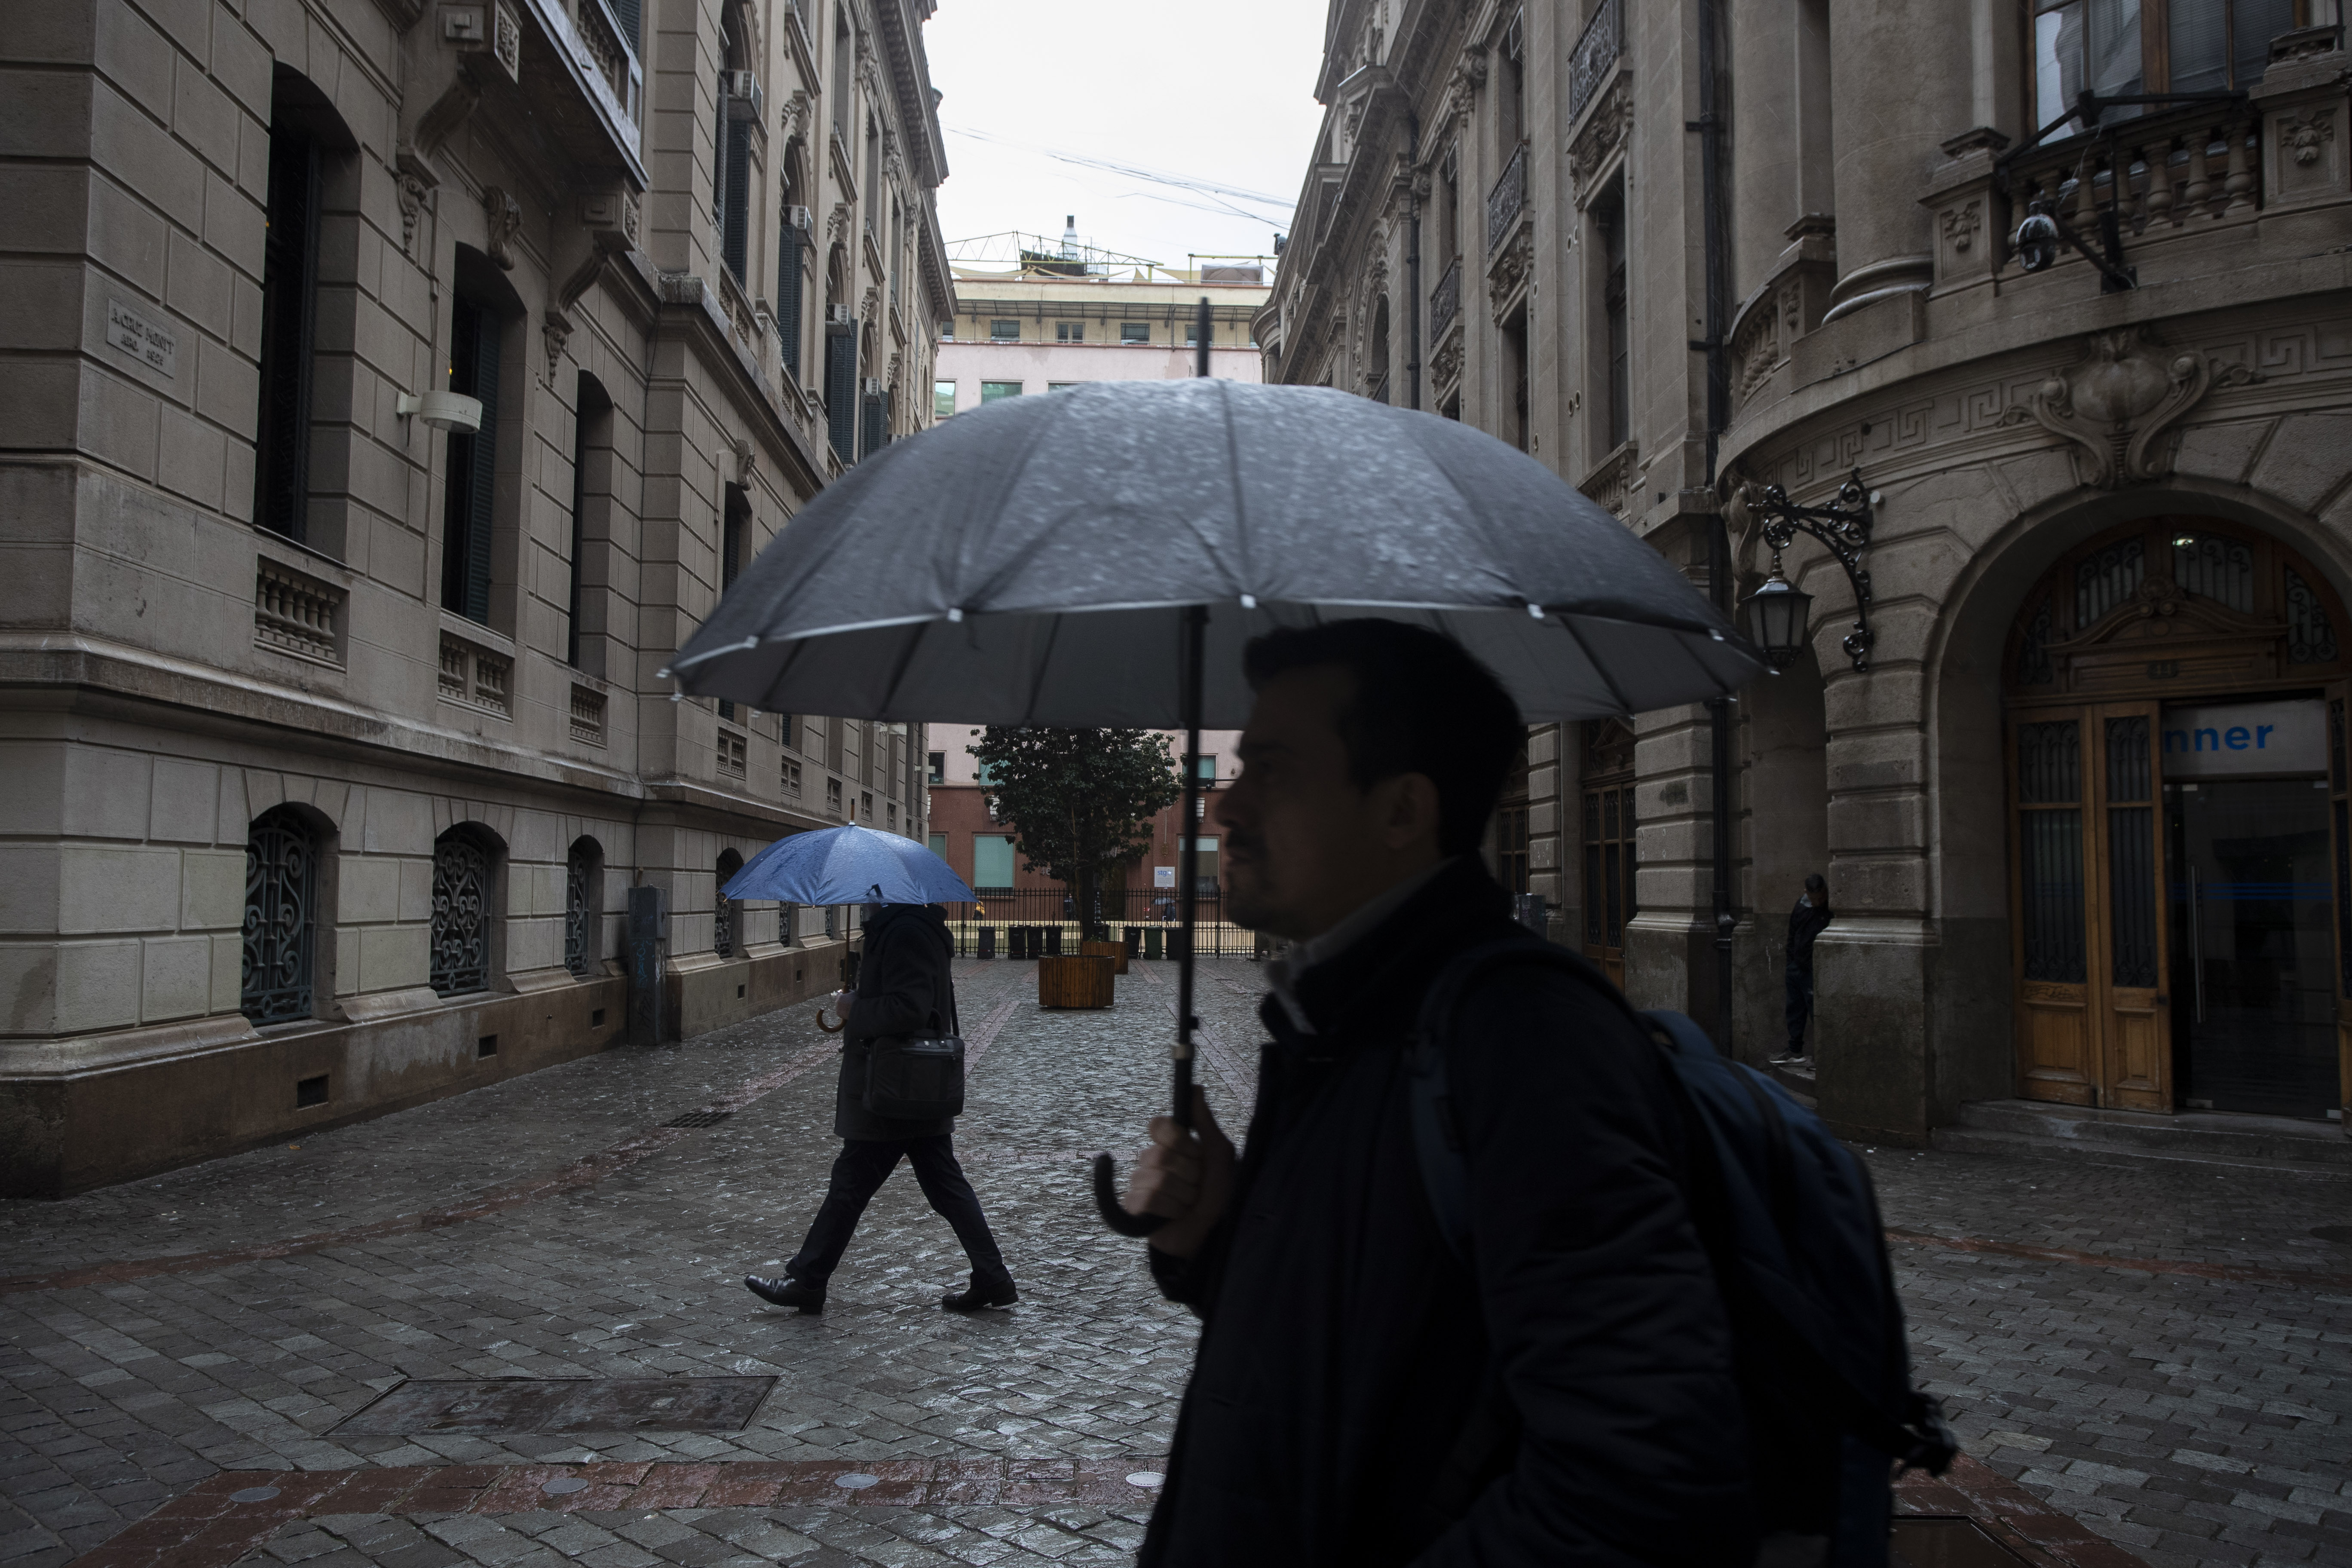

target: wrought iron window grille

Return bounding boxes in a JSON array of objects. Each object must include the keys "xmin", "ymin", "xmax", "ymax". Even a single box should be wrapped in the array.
[{"xmin": 241, "ymin": 810, "xmax": 318, "ymax": 1025}]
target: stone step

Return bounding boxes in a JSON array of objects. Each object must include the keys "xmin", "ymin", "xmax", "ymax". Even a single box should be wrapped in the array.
[{"xmin": 1934, "ymin": 1098, "xmax": 2352, "ymax": 1170}]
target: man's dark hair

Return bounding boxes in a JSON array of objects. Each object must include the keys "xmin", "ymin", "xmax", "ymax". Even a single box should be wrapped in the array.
[
  {"xmin": 1242, "ymin": 618, "xmax": 1524, "ymax": 858},
  {"xmin": 1805, "ymin": 873, "xmax": 1828, "ymax": 899}
]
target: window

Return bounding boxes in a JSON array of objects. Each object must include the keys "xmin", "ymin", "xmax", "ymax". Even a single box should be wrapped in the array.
[
  {"xmin": 567, "ymin": 375, "xmax": 612, "ymax": 669},
  {"xmin": 928, "ymin": 750, "xmax": 946, "ymax": 784},
  {"xmin": 826, "ymin": 317, "xmax": 857, "ymax": 463},
  {"xmin": 990, "ymin": 318, "xmax": 1020, "ymax": 340},
  {"xmin": 861, "ymin": 790, "xmax": 874, "ymax": 821},
  {"xmin": 441, "ymin": 294, "xmax": 502, "ymax": 624},
  {"xmin": 1497, "ymin": 804, "xmax": 1530, "ymax": 894},
  {"xmin": 928, "ymin": 832, "xmax": 948, "ymax": 860},
  {"xmin": 831, "ymin": 13, "xmax": 851, "ymax": 140},
  {"xmin": 565, "ymin": 837, "xmax": 602, "ymax": 978},
  {"xmin": 887, "ymin": 801, "xmax": 897, "ymax": 830},
  {"xmin": 981, "ymin": 380, "xmax": 1023, "ymax": 403},
  {"xmin": 778, "ymin": 188, "xmax": 805, "ymax": 385},
  {"xmin": 1193, "ymin": 754, "xmax": 1217, "ymax": 781},
  {"xmin": 2031, "ymin": 0, "xmax": 2289, "ymax": 124},
  {"xmin": 430, "ymin": 827, "xmax": 498, "ymax": 996},
  {"xmin": 2032, "ymin": 0, "xmax": 2146, "ymax": 124},
  {"xmin": 934, "ymin": 380, "xmax": 956, "ymax": 419},
  {"xmin": 940, "ymin": 320, "xmax": 955, "ymax": 339},
  {"xmin": 254, "ymin": 102, "xmax": 320, "ymax": 542},
  {"xmin": 241, "ymin": 806, "xmax": 319, "ymax": 1024},
  {"xmin": 1046, "ymin": 381, "xmax": 1080, "ymax": 392},
  {"xmin": 827, "ymin": 777, "xmax": 844, "ymax": 815},
  {"xmin": 717, "ymin": 728, "xmax": 746, "ymax": 777},
  {"xmin": 1185, "ymin": 321, "xmax": 1206, "ymax": 346},
  {"xmin": 1595, "ymin": 179, "xmax": 1630, "ymax": 453},
  {"xmin": 1056, "ymin": 320, "xmax": 1084, "ymax": 342},
  {"xmin": 1120, "ymin": 322, "xmax": 1150, "ymax": 343},
  {"xmin": 1186, "ymin": 835, "xmax": 1220, "ymax": 893},
  {"xmin": 861, "ymin": 381, "xmax": 886, "ymax": 457},
  {"xmin": 973, "ymin": 833, "xmax": 1017, "ymax": 889},
  {"xmin": 783, "ymin": 758, "xmax": 802, "ymax": 797}
]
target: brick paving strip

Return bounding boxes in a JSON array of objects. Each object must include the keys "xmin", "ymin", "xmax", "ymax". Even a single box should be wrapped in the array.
[
  {"xmin": 0, "ymin": 989, "xmax": 1028, "ymax": 1301},
  {"xmin": 53, "ymin": 1451, "xmax": 2145, "ymax": 1568},
  {"xmin": 1885, "ymin": 1225, "xmax": 2352, "ymax": 1291}
]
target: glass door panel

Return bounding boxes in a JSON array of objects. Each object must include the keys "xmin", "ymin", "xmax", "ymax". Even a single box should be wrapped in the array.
[
  {"xmin": 2099, "ymin": 710, "xmax": 2170, "ymax": 1110},
  {"xmin": 2015, "ymin": 716, "xmax": 2096, "ymax": 1102}
]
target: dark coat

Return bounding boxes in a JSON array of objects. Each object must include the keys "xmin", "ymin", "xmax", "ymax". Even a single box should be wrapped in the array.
[
  {"xmin": 1139, "ymin": 858, "xmax": 1754, "ymax": 1568},
  {"xmin": 834, "ymin": 903, "xmax": 959, "ymax": 1141},
  {"xmin": 1786, "ymin": 896, "xmax": 1833, "ymax": 971}
]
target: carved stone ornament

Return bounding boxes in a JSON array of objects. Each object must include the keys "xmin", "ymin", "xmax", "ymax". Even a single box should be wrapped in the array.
[
  {"xmin": 826, "ymin": 200, "xmax": 851, "ymax": 246},
  {"xmin": 1488, "ymin": 227, "xmax": 1533, "ymax": 314},
  {"xmin": 397, "ymin": 170, "xmax": 433, "ymax": 255},
  {"xmin": 482, "ymin": 184, "xmax": 523, "ymax": 269},
  {"xmin": 779, "ymin": 88, "xmax": 810, "ymax": 143},
  {"xmin": 1568, "ymin": 79, "xmax": 1632, "ymax": 192},
  {"xmin": 1940, "ymin": 200, "xmax": 1982, "ymax": 253},
  {"xmin": 542, "ymin": 311, "xmax": 571, "ymax": 383},
  {"xmin": 2000, "ymin": 325, "xmax": 2265, "ymax": 488},
  {"xmin": 2282, "ymin": 107, "xmax": 2336, "ymax": 166},
  {"xmin": 859, "ymin": 283, "xmax": 879, "ymax": 322},
  {"xmin": 733, "ymin": 437, "xmax": 756, "ymax": 485},
  {"xmin": 1429, "ymin": 331, "xmax": 1463, "ymax": 390}
]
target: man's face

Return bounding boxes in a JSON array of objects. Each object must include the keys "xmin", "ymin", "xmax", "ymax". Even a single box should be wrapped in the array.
[{"xmin": 1218, "ymin": 665, "xmax": 1416, "ymax": 941}]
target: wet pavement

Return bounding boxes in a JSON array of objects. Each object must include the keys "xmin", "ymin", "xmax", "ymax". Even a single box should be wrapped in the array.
[{"xmin": 3, "ymin": 957, "xmax": 2348, "ymax": 1568}]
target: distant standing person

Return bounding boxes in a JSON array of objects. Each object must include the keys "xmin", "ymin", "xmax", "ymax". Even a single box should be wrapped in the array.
[
  {"xmin": 743, "ymin": 902, "xmax": 1015, "ymax": 1314},
  {"xmin": 1778, "ymin": 873, "xmax": 1832, "ymax": 1064}
]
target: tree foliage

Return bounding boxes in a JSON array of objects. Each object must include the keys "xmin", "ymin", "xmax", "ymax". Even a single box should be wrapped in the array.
[{"xmin": 968, "ymin": 727, "xmax": 1182, "ymax": 931}]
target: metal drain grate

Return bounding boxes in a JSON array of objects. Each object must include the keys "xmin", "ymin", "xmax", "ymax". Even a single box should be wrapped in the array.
[{"xmin": 663, "ymin": 1109, "xmax": 734, "ymax": 1128}]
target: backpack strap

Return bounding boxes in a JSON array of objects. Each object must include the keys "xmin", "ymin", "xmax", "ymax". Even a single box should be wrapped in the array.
[{"xmin": 1408, "ymin": 937, "xmax": 1620, "ymax": 1261}]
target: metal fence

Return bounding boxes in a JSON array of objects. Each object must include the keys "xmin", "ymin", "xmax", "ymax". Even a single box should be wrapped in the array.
[{"xmin": 940, "ymin": 886, "xmax": 1267, "ymax": 959}]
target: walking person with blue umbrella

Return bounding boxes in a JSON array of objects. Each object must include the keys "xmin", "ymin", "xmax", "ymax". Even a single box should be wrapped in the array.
[{"xmin": 732, "ymin": 824, "xmax": 1017, "ymax": 1314}]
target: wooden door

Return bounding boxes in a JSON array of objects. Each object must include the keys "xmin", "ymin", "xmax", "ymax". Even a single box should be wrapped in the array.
[
  {"xmin": 2331, "ymin": 689, "xmax": 2352, "ymax": 1124},
  {"xmin": 2009, "ymin": 704, "xmax": 2173, "ymax": 1109},
  {"xmin": 1583, "ymin": 783, "xmax": 1634, "ymax": 989}
]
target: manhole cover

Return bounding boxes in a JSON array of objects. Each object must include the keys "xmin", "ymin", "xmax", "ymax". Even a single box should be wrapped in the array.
[
  {"xmin": 333, "ymin": 1377, "xmax": 775, "ymax": 1436},
  {"xmin": 230, "ymin": 1487, "xmax": 281, "ymax": 1504},
  {"xmin": 662, "ymin": 1110, "xmax": 734, "ymax": 1129},
  {"xmin": 2312, "ymin": 1225, "xmax": 2352, "ymax": 1245}
]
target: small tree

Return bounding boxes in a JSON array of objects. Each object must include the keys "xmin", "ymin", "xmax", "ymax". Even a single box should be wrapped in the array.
[{"xmin": 970, "ymin": 727, "xmax": 1183, "ymax": 938}]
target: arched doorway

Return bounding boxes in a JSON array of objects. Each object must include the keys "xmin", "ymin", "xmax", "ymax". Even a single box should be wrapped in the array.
[{"xmin": 2003, "ymin": 516, "xmax": 2351, "ymax": 1121}]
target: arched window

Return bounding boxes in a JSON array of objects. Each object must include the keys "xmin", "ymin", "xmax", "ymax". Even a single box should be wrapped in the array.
[
  {"xmin": 431, "ymin": 826, "xmax": 499, "ymax": 995},
  {"xmin": 566, "ymin": 837, "xmax": 603, "ymax": 978},
  {"xmin": 1367, "ymin": 294, "xmax": 1390, "ymax": 404},
  {"xmin": 715, "ymin": 848, "xmax": 744, "ymax": 957},
  {"xmin": 825, "ymin": 246, "xmax": 856, "ymax": 463},
  {"xmin": 242, "ymin": 806, "xmax": 320, "ymax": 1023}
]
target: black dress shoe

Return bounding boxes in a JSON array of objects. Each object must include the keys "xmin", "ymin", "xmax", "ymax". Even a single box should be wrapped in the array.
[
  {"xmin": 744, "ymin": 1273, "xmax": 824, "ymax": 1313},
  {"xmin": 940, "ymin": 1273, "xmax": 1017, "ymax": 1312}
]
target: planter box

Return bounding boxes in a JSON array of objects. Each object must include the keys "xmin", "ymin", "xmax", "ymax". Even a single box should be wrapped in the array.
[
  {"xmin": 1038, "ymin": 953, "xmax": 1116, "ymax": 1009},
  {"xmin": 1080, "ymin": 939, "xmax": 1129, "ymax": 975}
]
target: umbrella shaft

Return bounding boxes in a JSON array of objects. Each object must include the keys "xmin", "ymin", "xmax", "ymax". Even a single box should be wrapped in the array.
[{"xmin": 1172, "ymin": 603, "xmax": 1208, "ymax": 1129}]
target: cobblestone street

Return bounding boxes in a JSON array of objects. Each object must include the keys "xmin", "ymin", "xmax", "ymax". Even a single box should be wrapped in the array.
[{"xmin": 4, "ymin": 959, "xmax": 2348, "ymax": 1568}]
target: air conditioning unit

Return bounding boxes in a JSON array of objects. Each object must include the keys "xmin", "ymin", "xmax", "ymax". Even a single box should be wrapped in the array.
[
  {"xmin": 830, "ymin": 303, "xmax": 854, "ymax": 325},
  {"xmin": 720, "ymin": 70, "xmax": 762, "ymax": 119},
  {"xmin": 785, "ymin": 204, "xmax": 812, "ymax": 233}
]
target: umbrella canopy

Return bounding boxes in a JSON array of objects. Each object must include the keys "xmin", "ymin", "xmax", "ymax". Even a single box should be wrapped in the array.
[
  {"xmin": 665, "ymin": 380, "xmax": 1766, "ymax": 721},
  {"xmin": 723, "ymin": 824, "xmax": 975, "ymax": 907}
]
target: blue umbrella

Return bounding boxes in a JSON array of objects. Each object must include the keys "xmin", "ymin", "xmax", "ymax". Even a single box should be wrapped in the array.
[{"xmin": 723, "ymin": 823, "xmax": 975, "ymax": 906}]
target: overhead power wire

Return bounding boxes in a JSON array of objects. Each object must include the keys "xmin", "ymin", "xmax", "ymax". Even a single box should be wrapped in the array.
[{"xmin": 943, "ymin": 126, "xmax": 1297, "ymax": 227}]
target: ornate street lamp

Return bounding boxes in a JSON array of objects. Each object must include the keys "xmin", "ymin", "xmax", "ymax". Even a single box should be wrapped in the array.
[{"xmin": 1729, "ymin": 469, "xmax": 1879, "ymax": 673}]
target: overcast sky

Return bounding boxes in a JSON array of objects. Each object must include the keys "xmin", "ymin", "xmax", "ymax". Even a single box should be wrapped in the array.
[{"xmin": 922, "ymin": 0, "xmax": 1331, "ymax": 270}]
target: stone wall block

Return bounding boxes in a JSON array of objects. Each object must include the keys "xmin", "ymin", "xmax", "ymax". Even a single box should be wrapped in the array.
[
  {"xmin": 93, "ymin": 2, "xmax": 173, "ymax": 111},
  {"xmin": 1822, "ymin": 662, "xmax": 1925, "ymax": 733},
  {"xmin": 0, "ymin": 946, "xmax": 57, "ymax": 1033},
  {"xmin": 208, "ymin": 11, "xmax": 273, "ymax": 118},
  {"xmin": 242, "ymin": 768, "xmax": 284, "ymax": 819},
  {"xmin": 1988, "ymin": 447, "xmax": 2079, "ymax": 520},
  {"xmin": 312, "ymin": 780, "xmax": 349, "ymax": 830},
  {"xmin": 357, "ymin": 786, "xmax": 430, "ymax": 858},
  {"xmin": 0, "ymin": 847, "xmax": 62, "ymax": 935},
  {"xmin": 1825, "ymin": 790, "xmax": 1929, "ymax": 854},
  {"xmin": 79, "ymin": 364, "xmax": 163, "ymax": 479},
  {"xmin": 0, "ymin": 363, "xmax": 79, "ymax": 453},
  {"xmin": 397, "ymin": 856, "xmax": 432, "ymax": 922},
  {"xmin": 87, "ymin": 172, "xmax": 170, "ymax": 299},
  {"xmin": 0, "ymin": 744, "xmax": 66, "ymax": 837},
  {"xmin": 51, "ymin": 939, "xmax": 142, "ymax": 1034},
  {"xmin": 61, "ymin": 745, "xmax": 153, "ymax": 840},
  {"xmin": 201, "ymin": 165, "xmax": 262, "ymax": 282},
  {"xmin": 193, "ymin": 325, "xmax": 257, "ymax": 433},
  {"xmin": 58, "ymin": 845, "xmax": 183, "ymax": 934},
  {"xmin": 358, "ymin": 922, "xmax": 426, "ymax": 992},
  {"xmin": 166, "ymin": 226, "xmax": 235, "ymax": 342},
  {"xmin": 180, "ymin": 848, "xmax": 244, "ymax": 930},
  {"xmin": 214, "ymin": 765, "xmax": 248, "ymax": 844},
  {"xmin": 0, "ymin": 167, "xmax": 91, "ymax": 258},
  {"xmin": 140, "ymin": 934, "xmax": 212, "ymax": 1022},
  {"xmin": 2248, "ymin": 411, "xmax": 2352, "ymax": 513},
  {"xmin": 1, "ymin": 68, "xmax": 96, "ymax": 161},
  {"xmin": 1819, "ymin": 852, "xmax": 1927, "ymax": 914},
  {"xmin": 337, "ymin": 854, "xmax": 397, "ymax": 923},
  {"xmin": 133, "ymin": 0, "xmax": 216, "ymax": 70},
  {"xmin": 209, "ymin": 929, "xmax": 240, "ymax": 1010},
  {"xmin": 156, "ymin": 405, "xmax": 225, "ymax": 508},
  {"xmin": 2172, "ymin": 418, "xmax": 2271, "ymax": 486},
  {"xmin": 170, "ymin": 55, "xmax": 240, "ymax": 176}
]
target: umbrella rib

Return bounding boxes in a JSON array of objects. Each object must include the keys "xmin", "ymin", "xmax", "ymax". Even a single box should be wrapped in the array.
[
  {"xmin": 1217, "ymin": 380, "xmax": 1254, "ymax": 593},
  {"xmin": 1022, "ymin": 612, "xmax": 1066, "ymax": 723},
  {"xmin": 1555, "ymin": 614, "xmax": 1635, "ymax": 717},
  {"xmin": 876, "ymin": 618, "xmax": 932, "ymax": 718}
]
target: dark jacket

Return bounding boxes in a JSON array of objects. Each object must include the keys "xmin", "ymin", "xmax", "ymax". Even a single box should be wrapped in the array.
[
  {"xmin": 835, "ymin": 903, "xmax": 958, "ymax": 1141},
  {"xmin": 1785, "ymin": 895, "xmax": 1833, "ymax": 971},
  {"xmin": 1139, "ymin": 858, "xmax": 1754, "ymax": 1568}
]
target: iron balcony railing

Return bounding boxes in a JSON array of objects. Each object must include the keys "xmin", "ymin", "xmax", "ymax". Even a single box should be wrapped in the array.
[
  {"xmin": 1569, "ymin": 0, "xmax": 1623, "ymax": 122},
  {"xmin": 1488, "ymin": 142, "xmax": 1528, "ymax": 252},
  {"xmin": 1429, "ymin": 257, "xmax": 1461, "ymax": 341}
]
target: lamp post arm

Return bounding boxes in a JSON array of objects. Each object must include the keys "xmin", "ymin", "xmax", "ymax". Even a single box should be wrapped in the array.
[{"xmin": 1750, "ymin": 469, "xmax": 1877, "ymax": 671}]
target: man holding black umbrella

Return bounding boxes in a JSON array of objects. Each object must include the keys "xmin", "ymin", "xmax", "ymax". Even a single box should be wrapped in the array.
[
  {"xmin": 1123, "ymin": 620, "xmax": 1754, "ymax": 1566},
  {"xmin": 743, "ymin": 899, "xmax": 1016, "ymax": 1315}
]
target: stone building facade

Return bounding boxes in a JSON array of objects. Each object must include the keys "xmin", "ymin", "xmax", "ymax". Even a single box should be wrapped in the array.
[
  {"xmin": 0, "ymin": 0, "xmax": 950, "ymax": 1194},
  {"xmin": 1261, "ymin": 0, "xmax": 2352, "ymax": 1144}
]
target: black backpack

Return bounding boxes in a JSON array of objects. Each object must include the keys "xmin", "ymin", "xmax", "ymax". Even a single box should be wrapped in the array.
[{"xmin": 1407, "ymin": 938, "xmax": 1955, "ymax": 1566}]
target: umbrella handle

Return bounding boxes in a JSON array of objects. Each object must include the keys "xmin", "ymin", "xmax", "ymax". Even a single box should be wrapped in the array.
[
  {"xmin": 1090, "ymin": 1153, "xmax": 1167, "ymax": 1237},
  {"xmin": 816, "ymin": 1007, "xmax": 846, "ymax": 1034}
]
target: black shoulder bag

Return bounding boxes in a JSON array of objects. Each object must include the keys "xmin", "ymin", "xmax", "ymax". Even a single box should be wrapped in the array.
[{"xmin": 862, "ymin": 976, "xmax": 966, "ymax": 1121}]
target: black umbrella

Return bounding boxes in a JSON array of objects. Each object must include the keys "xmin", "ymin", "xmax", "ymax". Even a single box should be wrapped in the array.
[{"xmin": 666, "ymin": 311, "xmax": 1768, "ymax": 1233}]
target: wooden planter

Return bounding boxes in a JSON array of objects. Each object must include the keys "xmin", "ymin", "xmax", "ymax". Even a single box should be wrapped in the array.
[
  {"xmin": 1080, "ymin": 938, "xmax": 1129, "ymax": 975},
  {"xmin": 1038, "ymin": 953, "xmax": 1116, "ymax": 1009}
]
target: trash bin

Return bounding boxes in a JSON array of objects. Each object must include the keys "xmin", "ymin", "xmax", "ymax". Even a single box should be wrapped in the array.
[
  {"xmin": 1124, "ymin": 928, "xmax": 1141, "ymax": 959},
  {"xmin": 978, "ymin": 925, "xmax": 996, "ymax": 959},
  {"xmin": 1044, "ymin": 927, "xmax": 1064, "ymax": 956},
  {"xmin": 1144, "ymin": 927, "xmax": 1163, "ymax": 961}
]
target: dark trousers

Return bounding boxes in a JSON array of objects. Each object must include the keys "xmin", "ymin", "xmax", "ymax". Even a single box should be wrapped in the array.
[
  {"xmin": 787, "ymin": 1135, "xmax": 1008, "ymax": 1286},
  {"xmin": 1784, "ymin": 959, "xmax": 1814, "ymax": 1055}
]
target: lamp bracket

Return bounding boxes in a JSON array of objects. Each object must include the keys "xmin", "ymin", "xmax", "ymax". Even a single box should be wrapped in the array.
[{"xmin": 1747, "ymin": 468, "xmax": 1877, "ymax": 671}]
